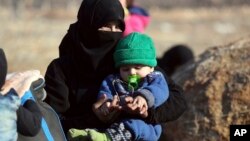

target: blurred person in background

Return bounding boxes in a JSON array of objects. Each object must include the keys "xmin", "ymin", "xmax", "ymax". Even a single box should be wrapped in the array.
[
  {"xmin": 0, "ymin": 48, "xmax": 20, "ymax": 141},
  {"xmin": 0, "ymin": 48, "xmax": 42, "ymax": 140},
  {"xmin": 0, "ymin": 48, "xmax": 66, "ymax": 141},
  {"xmin": 119, "ymin": 0, "xmax": 194, "ymax": 78},
  {"xmin": 119, "ymin": 0, "xmax": 150, "ymax": 36},
  {"xmin": 158, "ymin": 44, "xmax": 194, "ymax": 77}
]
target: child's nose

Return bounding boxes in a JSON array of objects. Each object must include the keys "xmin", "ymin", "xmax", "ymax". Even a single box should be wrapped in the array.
[{"xmin": 129, "ymin": 68, "xmax": 136, "ymax": 75}]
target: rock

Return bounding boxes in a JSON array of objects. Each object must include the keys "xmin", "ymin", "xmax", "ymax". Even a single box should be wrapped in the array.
[{"xmin": 162, "ymin": 37, "xmax": 250, "ymax": 141}]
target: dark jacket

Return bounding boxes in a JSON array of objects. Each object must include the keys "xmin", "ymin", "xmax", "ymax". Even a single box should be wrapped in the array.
[
  {"xmin": 17, "ymin": 99, "xmax": 42, "ymax": 136},
  {"xmin": 98, "ymin": 71, "xmax": 169, "ymax": 108},
  {"xmin": 44, "ymin": 0, "xmax": 187, "ymax": 134},
  {"xmin": 45, "ymin": 57, "xmax": 186, "ymax": 132}
]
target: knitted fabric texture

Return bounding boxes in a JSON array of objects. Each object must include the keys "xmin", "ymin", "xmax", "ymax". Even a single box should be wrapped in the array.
[
  {"xmin": 114, "ymin": 32, "xmax": 157, "ymax": 68},
  {"xmin": 106, "ymin": 122, "xmax": 132, "ymax": 141}
]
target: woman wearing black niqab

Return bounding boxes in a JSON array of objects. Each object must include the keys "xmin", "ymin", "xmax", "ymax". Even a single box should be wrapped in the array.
[{"xmin": 44, "ymin": 0, "xmax": 187, "ymax": 138}]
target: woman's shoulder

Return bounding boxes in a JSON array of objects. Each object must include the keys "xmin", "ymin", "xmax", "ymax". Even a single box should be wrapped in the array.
[
  {"xmin": 46, "ymin": 57, "xmax": 70, "ymax": 78},
  {"xmin": 47, "ymin": 57, "xmax": 72, "ymax": 69}
]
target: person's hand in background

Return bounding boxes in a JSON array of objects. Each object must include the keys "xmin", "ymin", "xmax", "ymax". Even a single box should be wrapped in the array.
[{"xmin": 1, "ymin": 70, "xmax": 42, "ymax": 98}]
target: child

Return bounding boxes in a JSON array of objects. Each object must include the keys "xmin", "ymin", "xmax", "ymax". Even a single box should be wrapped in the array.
[
  {"xmin": 68, "ymin": 32, "xmax": 169, "ymax": 141},
  {"xmin": 119, "ymin": 0, "xmax": 150, "ymax": 36}
]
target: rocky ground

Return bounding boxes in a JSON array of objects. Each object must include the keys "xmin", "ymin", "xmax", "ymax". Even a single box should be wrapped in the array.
[
  {"xmin": 160, "ymin": 35, "xmax": 250, "ymax": 141},
  {"xmin": 0, "ymin": 6, "xmax": 250, "ymax": 75}
]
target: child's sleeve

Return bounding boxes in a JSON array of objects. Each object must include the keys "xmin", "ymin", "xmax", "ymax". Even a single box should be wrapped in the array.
[
  {"xmin": 97, "ymin": 75, "xmax": 115, "ymax": 100},
  {"xmin": 135, "ymin": 72, "xmax": 169, "ymax": 108}
]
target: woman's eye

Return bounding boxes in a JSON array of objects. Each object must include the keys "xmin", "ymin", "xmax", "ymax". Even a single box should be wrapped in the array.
[{"xmin": 98, "ymin": 26, "xmax": 110, "ymax": 31}]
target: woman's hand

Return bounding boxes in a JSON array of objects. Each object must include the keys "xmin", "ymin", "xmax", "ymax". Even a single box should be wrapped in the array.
[{"xmin": 92, "ymin": 94, "xmax": 122, "ymax": 123}]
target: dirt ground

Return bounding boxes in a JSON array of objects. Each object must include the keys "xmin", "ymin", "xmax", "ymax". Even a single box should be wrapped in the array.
[{"xmin": 0, "ymin": 6, "xmax": 250, "ymax": 75}]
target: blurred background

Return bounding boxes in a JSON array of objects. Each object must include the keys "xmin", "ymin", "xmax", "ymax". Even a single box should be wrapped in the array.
[{"xmin": 0, "ymin": 0, "xmax": 250, "ymax": 75}]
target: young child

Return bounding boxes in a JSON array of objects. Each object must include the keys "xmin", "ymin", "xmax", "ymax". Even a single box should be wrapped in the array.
[
  {"xmin": 68, "ymin": 32, "xmax": 169, "ymax": 141},
  {"xmin": 119, "ymin": 0, "xmax": 150, "ymax": 36}
]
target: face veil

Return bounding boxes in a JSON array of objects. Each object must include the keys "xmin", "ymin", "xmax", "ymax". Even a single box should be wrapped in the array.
[
  {"xmin": 58, "ymin": 0, "xmax": 125, "ymax": 80},
  {"xmin": 77, "ymin": 0, "xmax": 125, "ymax": 48}
]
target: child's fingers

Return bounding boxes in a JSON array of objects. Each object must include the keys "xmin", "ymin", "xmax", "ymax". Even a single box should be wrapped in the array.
[{"xmin": 140, "ymin": 104, "xmax": 148, "ymax": 115}]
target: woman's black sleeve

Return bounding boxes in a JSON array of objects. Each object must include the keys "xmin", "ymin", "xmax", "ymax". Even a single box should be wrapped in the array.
[
  {"xmin": 146, "ymin": 66, "xmax": 187, "ymax": 123},
  {"xmin": 16, "ymin": 100, "xmax": 42, "ymax": 136}
]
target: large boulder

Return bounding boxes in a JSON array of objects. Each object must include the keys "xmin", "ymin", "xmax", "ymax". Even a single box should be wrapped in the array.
[{"xmin": 162, "ymin": 37, "xmax": 250, "ymax": 141}]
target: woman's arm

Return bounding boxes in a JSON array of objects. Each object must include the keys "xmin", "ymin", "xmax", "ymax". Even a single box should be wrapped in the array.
[
  {"xmin": 146, "ymin": 66, "xmax": 187, "ymax": 123},
  {"xmin": 92, "ymin": 66, "xmax": 187, "ymax": 124},
  {"xmin": 44, "ymin": 59, "xmax": 70, "ymax": 113}
]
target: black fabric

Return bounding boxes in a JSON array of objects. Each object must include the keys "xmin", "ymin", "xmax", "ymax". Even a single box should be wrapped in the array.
[
  {"xmin": 45, "ymin": 0, "xmax": 187, "ymax": 136},
  {"xmin": 45, "ymin": 57, "xmax": 109, "ymax": 134},
  {"xmin": 0, "ymin": 48, "xmax": 7, "ymax": 89},
  {"xmin": 147, "ymin": 67, "xmax": 187, "ymax": 123},
  {"xmin": 46, "ymin": 0, "xmax": 125, "ymax": 134},
  {"xmin": 17, "ymin": 100, "xmax": 42, "ymax": 136},
  {"xmin": 76, "ymin": 0, "xmax": 125, "ymax": 47},
  {"xmin": 16, "ymin": 79, "xmax": 45, "ymax": 137},
  {"xmin": 157, "ymin": 44, "xmax": 194, "ymax": 76},
  {"xmin": 18, "ymin": 79, "xmax": 67, "ymax": 141}
]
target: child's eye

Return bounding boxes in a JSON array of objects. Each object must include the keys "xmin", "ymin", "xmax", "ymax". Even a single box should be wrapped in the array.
[
  {"xmin": 135, "ymin": 65, "xmax": 142, "ymax": 69},
  {"xmin": 121, "ymin": 67, "xmax": 129, "ymax": 72}
]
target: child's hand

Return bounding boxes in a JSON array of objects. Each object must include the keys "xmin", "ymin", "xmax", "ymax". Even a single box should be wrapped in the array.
[
  {"xmin": 133, "ymin": 96, "xmax": 148, "ymax": 117},
  {"xmin": 122, "ymin": 96, "xmax": 148, "ymax": 118}
]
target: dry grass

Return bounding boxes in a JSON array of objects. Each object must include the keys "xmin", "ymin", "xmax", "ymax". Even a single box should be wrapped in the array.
[
  {"xmin": 147, "ymin": 6, "xmax": 250, "ymax": 56},
  {"xmin": 1, "ymin": 6, "xmax": 250, "ymax": 75}
]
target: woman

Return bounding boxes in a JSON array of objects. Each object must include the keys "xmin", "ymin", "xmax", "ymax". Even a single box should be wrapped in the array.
[{"xmin": 44, "ymin": 0, "xmax": 187, "ymax": 138}]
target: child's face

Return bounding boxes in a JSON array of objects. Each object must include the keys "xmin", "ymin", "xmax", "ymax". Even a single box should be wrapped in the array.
[{"xmin": 119, "ymin": 64, "xmax": 154, "ymax": 82}]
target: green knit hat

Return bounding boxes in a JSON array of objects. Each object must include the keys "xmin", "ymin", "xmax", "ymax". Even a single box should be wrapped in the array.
[{"xmin": 114, "ymin": 32, "xmax": 157, "ymax": 68}]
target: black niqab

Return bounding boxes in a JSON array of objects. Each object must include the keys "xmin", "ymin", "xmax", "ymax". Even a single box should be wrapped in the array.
[{"xmin": 59, "ymin": 0, "xmax": 125, "ymax": 80}]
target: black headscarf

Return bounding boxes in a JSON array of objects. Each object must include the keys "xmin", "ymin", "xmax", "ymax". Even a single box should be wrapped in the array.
[
  {"xmin": 45, "ymin": 0, "xmax": 186, "ymax": 131},
  {"xmin": 0, "ymin": 48, "xmax": 7, "ymax": 89},
  {"xmin": 59, "ymin": 0, "xmax": 125, "ymax": 76}
]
